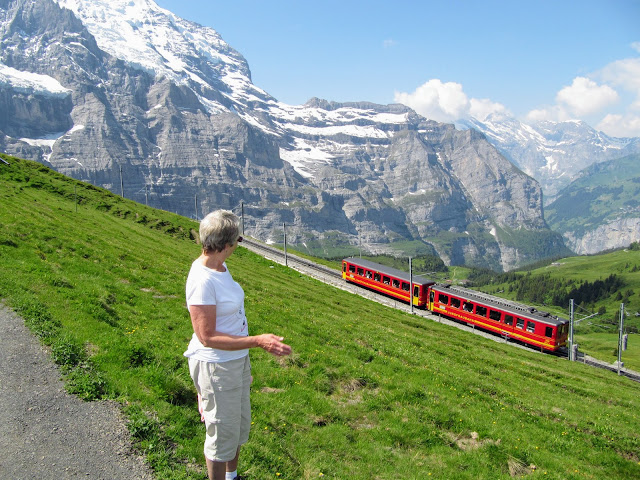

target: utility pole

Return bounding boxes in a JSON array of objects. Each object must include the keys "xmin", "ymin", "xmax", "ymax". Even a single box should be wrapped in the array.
[
  {"xmin": 568, "ymin": 300, "xmax": 598, "ymax": 362},
  {"xmin": 145, "ymin": 185, "xmax": 149, "ymax": 206},
  {"xmin": 283, "ymin": 222, "xmax": 288, "ymax": 267},
  {"xmin": 119, "ymin": 165, "xmax": 124, "ymax": 197},
  {"xmin": 241, "ymin": 201, "xmax": 245, "ymax": 236},
  {"xmin": 409, "ymin": 257, "xmax": 414, "ymax": 315},
  {"xmin": 194, "ymin": 193, "xmax": 198, "ymax": 221},
  {"xmin": 618, "ymin": 303, "xmax": 625, "ymax": 375},
  {"xmin": 569, "ymin": 299, "xmax": 575, "ymax": 361}
]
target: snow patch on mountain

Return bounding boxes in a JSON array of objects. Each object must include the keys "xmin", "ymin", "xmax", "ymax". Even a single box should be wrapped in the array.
[
  {"xmin": 53, "ymin": 0, "xmax": 259, "ymax": 117},
  {"xmin": 279, "ymin": 139, "xmax": 336, "ymax": 178},
  {"xmin": 54, "ymin": 0, "xmax": 237, "ymax": 79},
  {"xmin": 458, "ymin": 114, "xmax": 640, "ymax": 198},
  {"xmin": 269, "ymin": 102, "xmax": 410, "ymax": 125},
  {"xmin": 0, "ymin": 62, "xmax": 70, "ymax": 97}
]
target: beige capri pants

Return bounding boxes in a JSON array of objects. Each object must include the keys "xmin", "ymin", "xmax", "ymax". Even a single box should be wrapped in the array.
[{"xmin": 188, "ymin": 355, "xmax": 252, "ymax": 462}]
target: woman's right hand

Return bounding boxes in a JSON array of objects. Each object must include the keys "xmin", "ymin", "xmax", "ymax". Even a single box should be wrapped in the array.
[{"xmin": 256, "ymin": 334, "xmax": 292, "ymax": 356}]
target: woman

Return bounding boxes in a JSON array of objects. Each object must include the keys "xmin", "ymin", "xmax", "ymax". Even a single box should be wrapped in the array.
[{"xmin": 184, "ymin": 210, "xmax": 292, "ymax": 480}]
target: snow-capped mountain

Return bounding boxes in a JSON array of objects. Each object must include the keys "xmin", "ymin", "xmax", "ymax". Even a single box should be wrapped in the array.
[
  {"xmin": 458, "ymin": 114, "xmax": 640, "ymax": 201},
  {"xmin": 0, "ymin": 0, "xmax": 570, "ymax": 270}
]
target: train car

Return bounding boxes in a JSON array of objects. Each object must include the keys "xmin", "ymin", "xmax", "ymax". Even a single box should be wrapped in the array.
[
  {"xmin": 342, "ymin": 257, "xmax": 435, "ymax": 307},
  {"xmin": 427, "ymin": 283, "xmax": 569, "ymax": 351}
]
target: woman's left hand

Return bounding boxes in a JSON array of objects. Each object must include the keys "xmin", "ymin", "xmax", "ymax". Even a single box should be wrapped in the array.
[{"xmin": 256, "ymin": 334, "xmax": 292, "ymax": 356}]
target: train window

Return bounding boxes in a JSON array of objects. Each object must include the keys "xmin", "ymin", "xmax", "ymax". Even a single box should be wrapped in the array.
[
  {"xmin": 504, "ymin": 315, "xmax": 514, "ymax": 326},
  {"xmin": 374, "ymin": 273, "xmax": 381, "ymax": 282},
  {"xmin": 489, "ymin": 309, "xmax": 501, "ymax": 321},
  {"xmin": 402, "ymin": 282, "xmax": 410, "ymax": 291},
  {"xmin": 545, "ymin": 326, "xmax": 553, "ymax": 338},
  {"xmin": 463, "ymin": 302, "xmax": 473, "ymax": 312},
  {"xmin": 343, "ymin": 263, "xmax": 346, "ymax": 273},
  {"xmin": 516, "ymin": 318, "xmax": 525, "ymax": 329},
  {"xmin": 366, "ymin": 270, "xmax": 372, "ymax": 279},
  {"xmin": 392, "ymin": 279, "xmax": 400, "ymax": 288},
  {"xmin": 429, "ymin": 290, "xmax": 434, "ymax": 302},
  {"xmin": 526, "ymin": 321, "xmax": 536, "ymax": 333},
  {"xmin": 349, "ymin": 265, "xmax": 355, "ymax": 273},
  {"xmin": 451, "ymin": 297, "xmax": 461, "ymax": 308},
  {"xmin": 357, "ymin": 268, "xmax": 364, "ymax": 276},
  {"xmin": 439, "ymin": 294, "xmax": 449, "ymax": 305},
  {"xmin": 476, "ymin": 305, "xmax": 487, "ymax": 317},
  {"xmin": 383, "ymin": 276, "xmax": 390, "ymax": 285}
]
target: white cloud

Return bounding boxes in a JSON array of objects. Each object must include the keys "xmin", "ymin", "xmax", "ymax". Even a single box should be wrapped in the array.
[
  {"xmin": 597, "ymin": 113, "xmax": 640, "ymax": 138},
  {"xmin": 555, "ymin": 77, "xmax": 619, "ymax": 116},
  {"xmin": 469, "ymin": 98, "xmax": 509, "ymax": 122},
  {"xmin": 383, "ymin": 39, "xmax": 398, "ymax": 48},
  {"xmin": 598, "ymin": 57, "xmax": 640, "ymax": 99},
  {"xmin": 527, "ymin": 45, "xmax": 640, "ymax": 136},
  {"xmin": 394, "ymin": 79, "xmax": 507, "ymax": 123},
  {"xmin": 397, "ymin": 43, "xmax": 640, "ymax": 137},
  {"xmin": 526, "ymin": 105, "xmax": 571, "ymax": 123}
]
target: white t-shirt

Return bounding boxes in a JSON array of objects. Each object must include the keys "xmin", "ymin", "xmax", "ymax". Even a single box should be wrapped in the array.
[{"xmin": 183, "ymin": 260, "xmax": 249, "ymax": 363}]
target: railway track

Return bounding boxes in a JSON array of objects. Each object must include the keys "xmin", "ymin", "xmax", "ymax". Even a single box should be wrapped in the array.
[{"xmin": 240, "ymin": 237, "xmax": 640, "ymax": 382}]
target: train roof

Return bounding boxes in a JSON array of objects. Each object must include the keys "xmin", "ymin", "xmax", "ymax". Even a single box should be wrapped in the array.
[
  {"xmin": 431, "ymin": 283, "xmax": 568, "ymax": 326},
  {"xmin": 343, "ymin": 257, "xmax": 435, "ymax": 285}
]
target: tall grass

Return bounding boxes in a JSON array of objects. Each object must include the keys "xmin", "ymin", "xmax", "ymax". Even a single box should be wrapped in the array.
[{"xmin": 1, "ymin": 155, "xmax": 640, "ymax": 479}]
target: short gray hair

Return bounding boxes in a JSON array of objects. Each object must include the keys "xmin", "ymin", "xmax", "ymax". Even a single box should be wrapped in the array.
[{"xmin": 199, "ymin": 210, "xmax": 240, "ymax": 253}]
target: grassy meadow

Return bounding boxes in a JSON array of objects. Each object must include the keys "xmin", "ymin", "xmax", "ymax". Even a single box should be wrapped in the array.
[{"xmin": 1, "ymin": 154, "xmax": 640, "ymax": 480}]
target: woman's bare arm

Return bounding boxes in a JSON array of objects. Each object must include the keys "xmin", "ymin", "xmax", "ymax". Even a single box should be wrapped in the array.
[{"xmin": 189, "ymin": 305, "xmax": 291, "ymax": 356}]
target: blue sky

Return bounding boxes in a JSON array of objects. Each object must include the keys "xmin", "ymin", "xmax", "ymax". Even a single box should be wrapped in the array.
[{"xmin": 154, "ymin": 0, "xmax": 640, "ymax": 137}]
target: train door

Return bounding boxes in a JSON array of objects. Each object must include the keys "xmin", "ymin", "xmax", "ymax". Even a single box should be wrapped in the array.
[
  {"xmin": 428, "ymin": 288, "xmax": 435, "ymax": 310},
  {"xmin": 413, "ymin": 285, "xmax": 420, "ymax": 306},
  {"xmin": 556, "ymin": 322, "xmax": 569, "ymax": 346}
]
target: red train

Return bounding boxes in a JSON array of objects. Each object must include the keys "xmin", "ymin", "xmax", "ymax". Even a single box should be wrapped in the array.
[{"xmin": 342, "ymin": 257, "xmax": 569, "ymax": 352}]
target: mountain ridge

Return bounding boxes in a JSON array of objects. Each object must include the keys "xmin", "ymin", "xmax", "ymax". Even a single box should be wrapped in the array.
[
  {"xmin": 1, "ymin": 0, "xmax": 570, "ymax": 270},
  {"xmin": 457, "ymin": 114, "xmax": 640, "ymax": 201}
]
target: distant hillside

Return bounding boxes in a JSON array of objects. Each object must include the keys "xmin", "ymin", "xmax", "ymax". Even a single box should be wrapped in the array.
[
  {"xmin": 470, "ymin": 245, "xmax": 640, "ymax": 321},
  {"xmin": 546, "ymin": 153, "xmax": 640, "ymax": 254}
]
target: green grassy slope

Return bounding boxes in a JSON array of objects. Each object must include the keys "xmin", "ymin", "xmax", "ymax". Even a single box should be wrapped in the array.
[{"xmin": 1, "ymin": 154, "xmax": 640, "ymax": 480}]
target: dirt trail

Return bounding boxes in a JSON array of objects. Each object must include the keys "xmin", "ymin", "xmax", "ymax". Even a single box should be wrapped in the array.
[{"xmin": 0, "ymin": 303, "xmax": 154, "ymax": 480}]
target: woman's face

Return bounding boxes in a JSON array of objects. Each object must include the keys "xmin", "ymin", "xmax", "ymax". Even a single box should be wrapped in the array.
[{"xmin": 229, "ymin": 235, "xmax": 243, "ymax": 252}]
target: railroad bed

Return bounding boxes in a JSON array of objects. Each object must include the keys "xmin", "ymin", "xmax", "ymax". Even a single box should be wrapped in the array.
[{"xmin": 240, "ymin": 237, "xmax": 640, "ymax": 383}]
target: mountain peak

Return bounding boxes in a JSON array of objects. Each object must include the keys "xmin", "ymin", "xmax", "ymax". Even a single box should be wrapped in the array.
[
  {"xmin": 53, "ymin": 0, "xmax": 252, "ymax": 98},
  {"xmin": 460, "ymin": 114, "xmax": 640, "ymax": 198}
]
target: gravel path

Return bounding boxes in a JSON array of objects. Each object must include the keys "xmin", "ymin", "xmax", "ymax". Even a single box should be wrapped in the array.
[{"xmin": 0, "ymin": 303, "xmax": 154, "ymax": 480}]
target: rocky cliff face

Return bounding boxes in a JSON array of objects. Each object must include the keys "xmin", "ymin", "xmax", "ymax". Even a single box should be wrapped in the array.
[
  {"xmin": 545, "ymin": 154, "xmax": 640, "ymax": 255},
  {"xmin": 0, "ymin": 0, "xmax": 568, "ymax": 271},
  {"xmin": 563, "ymin": 218, "xmax": 640, "ymax": 255}
]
